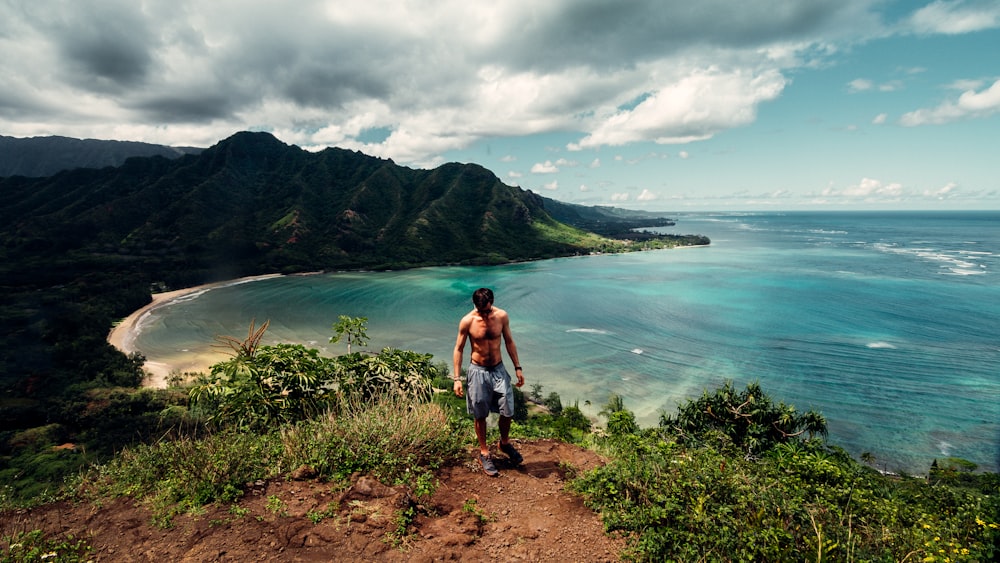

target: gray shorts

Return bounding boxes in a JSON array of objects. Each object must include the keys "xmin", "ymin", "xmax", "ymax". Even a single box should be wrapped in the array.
[{"xmin": 465, "ymin": 362, "xmax": 514, "ymax": 420}]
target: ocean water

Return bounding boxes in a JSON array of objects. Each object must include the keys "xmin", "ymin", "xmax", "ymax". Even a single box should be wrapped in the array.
[{"xmin": 131, "ymin": 211, "xmax": 1000, "ymax": 474}]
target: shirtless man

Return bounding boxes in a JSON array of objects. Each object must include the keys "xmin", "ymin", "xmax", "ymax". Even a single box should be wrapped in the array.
[{"xmin": 453, "ymin": 287, "xmax": 524, "ymax": 476}]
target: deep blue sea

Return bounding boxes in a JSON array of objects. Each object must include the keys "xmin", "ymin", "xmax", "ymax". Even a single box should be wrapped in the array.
[{"xmin": 132, "ymin": 211, "xmax": 1000, "ymax": 474}]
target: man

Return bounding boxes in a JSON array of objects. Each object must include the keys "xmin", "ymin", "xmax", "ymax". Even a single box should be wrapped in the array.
[{"xmin": 453, "ymin": 287, "xmax": 525, "ymax": 476}]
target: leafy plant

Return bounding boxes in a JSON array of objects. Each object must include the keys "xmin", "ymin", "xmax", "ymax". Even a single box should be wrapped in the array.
[
  {"xmin": 1, "ymin": 529, "xmax": 93, "ymax": 562},
  {"xmin": 333, "ymin": 348, "xmax": 438, "ymax": 403},
  {"xmin": 190, "ymin": 320, "xmax": 340, "ymax": 430},
  {"xmin": 330, "ymin": 315, "xmax": 370, "ymax": 354},
  {"xmin": 265, "ymin": 495, "xmax": 287, "ymax": 516}
]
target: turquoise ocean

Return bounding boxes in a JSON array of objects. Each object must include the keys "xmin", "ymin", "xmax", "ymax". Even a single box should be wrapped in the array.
[{"xmin": 131, "ymin": 211, "xmax": 999, "ymax": 474}]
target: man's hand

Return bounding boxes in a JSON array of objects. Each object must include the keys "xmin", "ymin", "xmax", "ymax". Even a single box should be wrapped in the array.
[
  {"xmin": 453, "ymin": 378, "xmax": 464, "ymax": 397},
  {"xmin": 515, "ymin": 370, "xmax": 524, "ymax": 388}
]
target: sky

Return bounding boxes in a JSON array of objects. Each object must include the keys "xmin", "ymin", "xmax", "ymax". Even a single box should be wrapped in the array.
[{"xmin": 2, "ymin": 1, "xmax": 998, "ymax": 211}]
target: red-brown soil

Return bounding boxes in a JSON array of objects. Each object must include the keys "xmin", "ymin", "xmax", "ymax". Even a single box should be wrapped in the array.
[{"xmin": 1, "ymin": 439, "xmax": 627, "ymax": 561}]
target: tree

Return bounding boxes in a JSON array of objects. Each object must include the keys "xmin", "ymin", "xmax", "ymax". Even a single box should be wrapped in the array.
[
  {"xmin": 660, "ymin": 380, "xmax": 827, "ymax": 456},
  {"xmin": 330, "ymin": 315, "xmax": 369, "ymax": 354},
  {"xmin": 599, "ymin": 393, "xmax": 638, "ymax": 436}
]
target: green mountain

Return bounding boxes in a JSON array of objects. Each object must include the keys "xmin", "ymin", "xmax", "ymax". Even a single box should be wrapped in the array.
[
  {"xmin": 0, "ymin": 134, "xmax": 202, "ymax": 178},
  {"xmin": 1, "ymin": 131, "xmax": 610, "ymax": 277}
]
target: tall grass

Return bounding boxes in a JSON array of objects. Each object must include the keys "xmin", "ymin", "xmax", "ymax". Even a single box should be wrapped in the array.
[
  {"xmin": 281, "ymin": 392, "xmax": 465, "ymax": 483},
  {"xmin": 77, "ymin": 394, "xmax": 463, "ymax": 526}
]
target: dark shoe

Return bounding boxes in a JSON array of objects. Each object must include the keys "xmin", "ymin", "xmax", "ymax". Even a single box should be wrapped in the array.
[
  {"xmin": 498, "ymin": 441, "xmax": 523, "ymax": 465},
  {"xmin": 480, "ymin": 453, "xmax": 499, "ymax": 477}
]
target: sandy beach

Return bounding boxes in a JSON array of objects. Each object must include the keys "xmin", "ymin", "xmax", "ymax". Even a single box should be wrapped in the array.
[{"xmin": 107, "ymin": 274, "xmax": 283, "ymax": 388}]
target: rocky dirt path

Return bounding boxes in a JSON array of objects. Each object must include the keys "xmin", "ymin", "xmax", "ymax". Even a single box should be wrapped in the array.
[{"xmin": 2, "ymin": 439, "xmax": 627, "ymax": 562}]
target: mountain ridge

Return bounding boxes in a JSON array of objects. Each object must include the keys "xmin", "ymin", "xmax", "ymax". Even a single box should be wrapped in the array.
[
  {"xmin": 0, "ymin": 134, "xmax": 202, "ymax": 178},
  {"xmin": 2, "ymin": 131, "xmax": 702, "ymax": 279}
]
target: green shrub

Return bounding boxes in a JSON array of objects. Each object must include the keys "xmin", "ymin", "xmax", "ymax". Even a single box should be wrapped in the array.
[
  {"xmin": 660, "ymin": 379, "xmax": 827, "ymax": 456},
  {"xmin": 572, "ymin": 385, "xmax": 998, "ymax": 562}
]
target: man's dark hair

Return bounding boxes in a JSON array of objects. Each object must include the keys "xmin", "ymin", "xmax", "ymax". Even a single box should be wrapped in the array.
[{"xmin": 473, "ymin": 287, "xmax": 494, "ymax": 309}]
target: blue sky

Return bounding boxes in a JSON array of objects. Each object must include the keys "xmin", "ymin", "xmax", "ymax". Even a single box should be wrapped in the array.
[{"xmin": 1, "ymin": 1, "xmax": 998, "ymax": 210}]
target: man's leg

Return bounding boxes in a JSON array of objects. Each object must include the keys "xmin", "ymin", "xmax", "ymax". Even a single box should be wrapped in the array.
[
  {"xmin": 498, "ymin": 415, "xmax": 512, "ymax": 444},
  {"xmin": 475, "ymin": 417, "xmax": 490, "ymax": 456},
  {"xmin": 474, "ymin": 417, "xmax": 498, "ymax": 476},
  {"xmin": 497, "ymin": 415, "xmax": 523, "ymax": 465}
]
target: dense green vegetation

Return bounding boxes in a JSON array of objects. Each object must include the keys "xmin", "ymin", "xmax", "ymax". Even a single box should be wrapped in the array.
[
  {"xmin": 4, "ymin": 318, "xmax": 997, "ymax": 561},
  {"xmin": 1, "ymin": 131, "xmax": 707, "ymax": 510}
]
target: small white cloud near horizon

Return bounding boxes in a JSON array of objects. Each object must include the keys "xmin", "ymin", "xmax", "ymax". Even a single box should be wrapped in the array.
[
  {"xmin": 531, "ymin": 160, "xmax": 560, "ymax": 174},
  {"xmin": 636, "ymin": 188, "xmax": 658, "ymax": 201},
  {"xmin": 611, "ymin": 192, "xmax": 629, "ymax": 202},
  {"xmin": 508, "ymin": 170, "xmax": 523, "ymax": 179},
  {"xmin": 924, "ymin": 182, "xmax": 959, "ymax": 199},
  {"xmin": 589, "ymin": 158, "xmax": 600, "ymax": 169},
  {"xmin": 501, "ymin": 155, "xmax": 517, "ymax": 162},
  {"xmin": 823, "ymin": 177, "xmax": 905, "ymax": 200},
  {"xmin": 900, "ymin": 78, "xmax": 1000, "ymax": 125},
  {"xmin": 873, "ymin": 113, "xmax": 888, "ymax": 124},
  {"xmin": 542, "ymin": 180, "xmax": 559, "ymax": 191}
]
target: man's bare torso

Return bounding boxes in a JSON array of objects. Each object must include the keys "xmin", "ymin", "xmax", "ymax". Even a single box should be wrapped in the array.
[{"xmin": 463, "ymin": 306, "xmax": 507, "ymax": 367}]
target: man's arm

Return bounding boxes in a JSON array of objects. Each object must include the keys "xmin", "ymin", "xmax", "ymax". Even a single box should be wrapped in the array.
[
  {"xmin": 501, "ymin": 314, "xmax": 524, "ymax": 388},
  {"xmin": 452, "ymin": 317, "xmax": 469, "ymax": 397}
]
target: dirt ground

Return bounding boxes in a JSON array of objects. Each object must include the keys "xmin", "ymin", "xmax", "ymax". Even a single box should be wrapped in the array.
[{"xmin": 1, "ymin": 439, "xmax": 628, "ymax": 562}]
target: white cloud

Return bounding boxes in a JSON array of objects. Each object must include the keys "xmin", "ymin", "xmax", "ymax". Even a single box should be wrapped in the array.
[
  {"xmin": 678, "ymin": 151, "xmax": 690, "ymax": 159},
  {"xmin": 508, "ymin": 170, "xmax": 523, "ymax": 179},
  {"xmin": 924, "ymin": 182, "xmax": 960, "ymax": 199},
  {"xmin": 501, "ymin": 154, "xmax": 517, "ymax": 162},
  {"xmin": 900, "ymin": 78, "xmax": 1000, "ymax": 125},
  {"xmin": 579, "ymin": 184, "xmax": 589, "ymax": 192},
  {"xmin": 589, "ymin": 158, "xmax": 601, "ymax": 168},
  {"xmin": 848, "ymin": 78, "xmax": 902, "ymax": 93},
  {"xmin": 822, "ymin": 178, "xmax": 904, "ymax": 200},
  {"xmin": 542, "ymin": 180, "xmax": 559, "ymax": 191},
  {"xmin": 872, "ymin": 113, "xmax": 887, "ymax": 124},
  {"xmin": 909, "ymin": 0, "xmax": 1000, "ymax": 35},
  {"xmin": 636, "ymin": 189, "xmax": 658, "ymax": 201},
  {"xmin": 611, "ymin": 192, "xmax": 630, "ymax": 202},
  {"xmin": 531, "ymin": 160, "xmax": 560, "ymax": 174},
  {"xmin": 571, "ymin": 68, "xmax": 787, "ymax": 149},
  {"xmin": 848, "ymin": 78, "xmax": 873, "ymax": 92}
]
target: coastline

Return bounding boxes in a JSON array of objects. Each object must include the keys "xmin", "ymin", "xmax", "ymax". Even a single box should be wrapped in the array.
[{"xmin": 107, "ymin": 273, "xmax": 284, "ymax": 388}]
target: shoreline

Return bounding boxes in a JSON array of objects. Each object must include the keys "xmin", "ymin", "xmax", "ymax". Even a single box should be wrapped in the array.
[{"xmin": 107, "ymin": 273, "xmax": 284, "ymax": 388}]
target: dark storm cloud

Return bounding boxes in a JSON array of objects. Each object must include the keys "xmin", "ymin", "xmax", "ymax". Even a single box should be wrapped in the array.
[
  {"xmin": 26, "ymin": 0, "xmax": 157, "ymax": 90},
  {"xmin": 129, "ymin": 92, "xmax": 239, "ymax": 123},
  {"xmin": 488, "ymin": 0, "xmax": 872, "ymax": 71}
]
